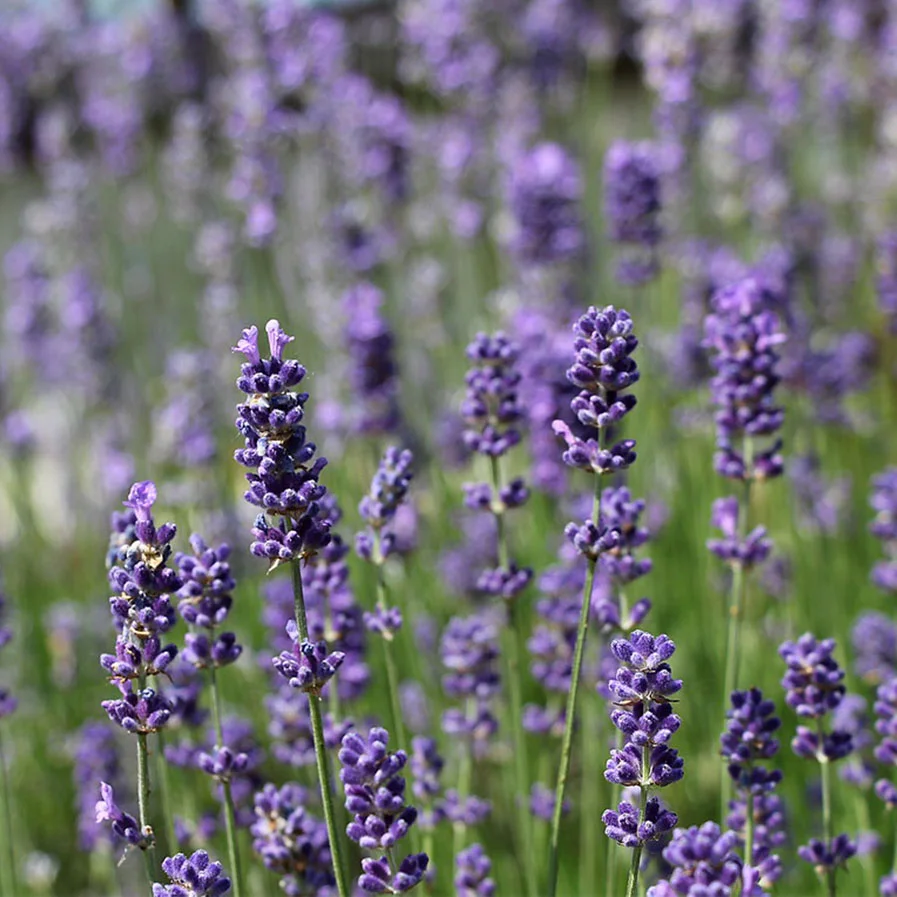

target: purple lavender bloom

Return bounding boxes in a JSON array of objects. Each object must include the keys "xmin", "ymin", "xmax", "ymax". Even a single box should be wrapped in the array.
[
  {"xmin": 507, "ymin": 143, "xmax": 584, "ymax": 267},
  {"xmin": 726, "ymin": 792, "xmax": 785, "ymax": 889},
  {"xmin": 797, "ymin": 835, "xmax": 857, "ymax": 878},
  {"xmin": 339, "ymin": 727, "xmax": 429, "ymax": 892},
  {"xmin": 102, "ymin": 685, "xmax": 172, "ymax": 734},
  {"xmin": 0, "ymin": 588, "xmax": 14, "ymax": 719},
  {"xmin": 704, "ymin": 277, "xmax": 786, "ymax": 482},
  {"xmin": 552, "ymin": 305, "xmax": 640, "ymax": 480},
  {"xmin": 250, "ymin": 782, "xmax": 334, "ymax": 892},
  {"xmin": 96, "ymin": 781, "xmax": 151, "ymax": 849},
  {"xmin": 272, "ymin": 620, "xmax": 345, "ymax": 696},
  {"xmin": 720, "ymin": 688, "xmax": 782, "ymax": 791},
  {"xmin": 603, "ymin": 141, "xmax": 662, "ymax": 285},
  {"xmin": 603, "ymin": 796, "xmax": 677, "ymax": 848},
  {"xmin": 441, "ymin": 790, "xmax": 491, "ymax": 826},
  {"xmin": 883, "ymin": 872, "xmax": 897, "ymax": 896},
  {"xmin": 876, "ymin": 232, "xmax": 897, "ymax": 335},
  {"xmin": 874, "ymin": 679, "xmax": 897, "ymax": 809},
  {"xmin": 455, "ymin": 843, "xmax": 496, "ymax": 897},
  {"xmin": 779, "ymin": 634, "xmax": 847, "ymax": 719},
  {"xmin": 72, "ymin": 724, "xmax": 121, "ymax": 851},
  {"xmin": 266, "ymin": 683, "xmax": 349, "ymax": 768},
  {"xmin": 707, "ymin": 497, "xmax": 772, "ymax": 570},
  {"xmin": 870, "ymin": 469, "xmax": 897, "ymax": 594},
  {"xmin": 342, "ymin": 283, "xmax": 401, "ymax": 437},
  {"xmin": 852, "ymin": 613, "xmax": 897, "ymax": 683},
  {"xmin": 649, "ymin": 823, "xmax": 743, "ymax": 896},
  {"xmin": 410, "ymin": 736, "xmax": 443, "ymax": 829},
  {"xmin": 233, "ymin": 320, "xmax": 331, "ymax": 568},
  {"xmin": 152, "ymin": 849, "xmax": 231, "ymax": 897},
  {"xmin": 603, "ymin": 631, "xmax": 683, "ymax": 842},
  {"xmin": 356, "ymin": 446, "xmax": 414, "ymax": 565}
]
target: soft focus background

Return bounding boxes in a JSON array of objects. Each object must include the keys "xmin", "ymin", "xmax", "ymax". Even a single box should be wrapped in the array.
[{"xmin": 1, "ymin": 0, "xmax": 896, "ymax": 895}]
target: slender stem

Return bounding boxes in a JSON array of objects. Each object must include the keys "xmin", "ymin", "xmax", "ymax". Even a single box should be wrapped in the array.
[
  {"xmin": 136, "ymin": 732, "xmax": 157, "ymax": 889},
  {"xmin": 818, "ymin": 720, "xmax": 836, "ymax": 897},
  {"xmin": 291, "ymin": 562, "xmax": 350, "ymax": 897},
  {"xmin": 209, "ymin": 663, "xmax": 244, "ymax": 897},
  {"xmin": 452, "ymin": 701, "xmax": 474, "ymax": 861},
  {"xmin": 625, "ymin": 843, "xmax": 643, "ymax": 897},
  {"xmin": 719, "ymin": 471, "xmax": 753, "ymax": 821},
  {"xmin": 0, "ymin": 728, "xmax": 17, "ymax": 897},
  {"xmin": 744, "ymin": 789, "xmax": 754, "ymax": 880},
  {"xmin": 154, "ymin": 730, "xmax": 178, "ymax": 856},
  {"xmin": 489, "ymin": 453, "xmax": 536, "ymax": 897},
  {"xmin": 546, "ymin": 482, "xmax": 602, "ymax": 897},
  {"xmin": 625, "ymin": 753, "xmax": 649, "ymax": 897},
  {"xmin": 374, "ymin": 561, "xmax": 407, "ymax": 753}
]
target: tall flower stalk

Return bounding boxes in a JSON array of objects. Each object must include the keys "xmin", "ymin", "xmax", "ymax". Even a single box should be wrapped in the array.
[
  {"xmin": 460, "ymin": 332, "xmax": 534, "ymax": 894},
  {"xmin": 356, "ymin": 445, "xmax": 415, "ymax": 753},
  {"xmin": 0, "ymin": 585, "xmax": 17, "ymax": 897},
  {"xmin": 233, "ymin": 319, "xmax": 349, "ymax": 897},
  {"xmin": 102, "ymin": 481, "xmax": 182, "ymax": 885},
  {"xmin": 704, "ymin": 277, "xmax": 785, "ymax": 812},
  {"xmin": 548, "ymin": 305, "xmax": 640, "ymax": 896}
]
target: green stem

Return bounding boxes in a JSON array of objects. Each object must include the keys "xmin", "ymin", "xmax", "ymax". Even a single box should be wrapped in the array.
[
  {"xmin": 744, "ymin": 789, "xmax": 754, "ymax": 880},
  {"xmin": 818, "ymin": 721, "xmax": 836, "ymax": 897},
  {"xmin": 625, "ymin": 843, "xmax": 643, "ymax": 897},
  {"xmin": 136, "ymin": 732, "xmax": 157, "ymax": 889},
  {"xmin": 452, "ymin": 703, "xmax": 474, "ymax": 861},
  {"xmin": 625, "ymin": 754, "xmax": 649, "ymax": 897},
  {"xmin": 154, "ymin": 730, "xmax": 177, "ymax": 857},
  {"xmin": 546, "ymin": 482, "xmax": 602, "ymax": 897},
  {"xmin": 489, "ymin": 454, "xmax": 536, "ymax": 897},
  {"xmin": 374, "ymin": 561, "xmax": 407, "ymax": 753},
  {"xmin": 291, "ymin": 562, "xmax": 351, "ymax": 897},
  {"xmin": 719, "ymin": 472, "xmax": 753, "ymax": 821},
  {"xmin": 0, "ymin": 728, "xmax": 17, "ymax": 897},
  {"xmin": 209, "ymin": 663, "xmax": 244, "ymax": 897}
]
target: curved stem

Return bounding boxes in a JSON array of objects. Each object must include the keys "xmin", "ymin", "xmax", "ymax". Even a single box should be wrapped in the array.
[
  {"xmin": 209, "ymin": 663, "xmax": 244, "ymax": 897},
  {"xmin": 546, "ymin": 482, "xmax": 602, "ymax": 897},
  {"xmin": 136, "ymin": 732, "xmax": 157, "ymax": 889},
  {"xmin": 291, "ymin": 562, "xmax": 351, "ymax": 897}
]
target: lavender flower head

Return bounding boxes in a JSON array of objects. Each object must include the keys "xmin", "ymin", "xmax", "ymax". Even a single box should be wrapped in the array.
[
  {"xmin": 874, "ymin": 678, "xmax": 897, "ymax": 809},
  {"xmin": 647, "ymin": 823, "xmax": 744, "ymax": 896},
  {"xmin": 552, "ymin": 306, "xmax": 639, "ymax": 482},
  {"xmin": 152, "ymin": 849, "xmax": 231, "ymax": 897},
  {"xmin": 339, "ymin": 726, "xmax": 429, "ymax": 893},
  {"xmin": 96, "ymin": 781, "xmax": 151, "ymax": 850},
  {"xmin": 356, "ymin": 446, "xmax": 414, "ymax": 565},
  {"xmin": 507, "ymin": 142, "xmax": 584, "ymax": 267},
  {"xmin": 704, "ymin": 278, "xmax": 786, "ymax": 482},
  {"xmin": 342, "ymin": 283, "xmax": 401, "ymax": 436},
  {"xmin": 603, "ymin": 630, "xmax": 683, "ymax": 849},
  {"xmin": 870, "ymin": 468, "xmax": 897, "ymax": 594},
  {"xmin": 455, "ymin": 843, "xmax": 496, "ymax": 897},
  {"xmin": 707, "ymin": 497, "xmax": 772, "ymax": 570},
  {"xmin": 603, "ymin": 140, "xmax": 662, "ymax": 285},
  {"xmin": 233, "ymin": 320, "xmax": 331, "ymax": 568}
]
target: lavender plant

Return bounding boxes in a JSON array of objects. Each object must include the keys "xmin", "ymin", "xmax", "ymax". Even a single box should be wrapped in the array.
[
  {"xmin": 547, "ymin": 304, "xmax": 640, "ymax": 897},
  {"xmin": 233, "ymin": 320, "xmax": 348, "ymax": 897}
]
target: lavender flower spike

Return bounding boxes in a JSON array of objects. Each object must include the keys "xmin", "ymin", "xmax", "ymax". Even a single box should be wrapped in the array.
[{"xmin": 152, "ymin": 849, "xmax": 231, "ymax": 897}]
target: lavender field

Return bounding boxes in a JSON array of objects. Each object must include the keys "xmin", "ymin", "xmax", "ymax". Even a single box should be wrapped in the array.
[{"xmin": 2, "ymin": 1, "xmax": 897, "ymax": 896}]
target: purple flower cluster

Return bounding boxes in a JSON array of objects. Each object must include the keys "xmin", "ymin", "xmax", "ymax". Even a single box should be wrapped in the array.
[
  {"xmin": 779, "ymin": 634, "xmax": 856, "ymax": 881},
  {"xmin": 707, "ymin": 497, "xmax": 773, "ymax": 570},
  {"xmin": 876, "ymin": 232, "xmax": 897, "ymax": 335},
  {"xmin": 357, "ymin": 446, "xmax": 414, "ymax": 571},
  {"xmin": 455, "ymin": 843, "xmax": 496, "ymax": 897},
  {"xmin": 232, "ymin": 320, "xmax": 331, "ymax": 568},
  {"xmin": 507, "ymin": 143, "xmax": 584, "ymax": 267},
  {"xmin": 339, "ymin": 727, "xmax": 429, "ymax": 893},
  {"xmin": 647, "ymin": 823, "xmax": 744, "ymax": 897},
  {"xmin": 272, "ymin": 620, "xmax": 345, "ymax": 696},
  {"xmin": 603, "ymin": 141, "xmax": 663, "ymax": 285},
  {"xmin": 250, "ymin": 782, "xmax": 334, "ymax": 895},
  {"xmin": 102, "ymin": 481, "xmax": 182, "ymax": 736},
  {"xmin": 720, "ymin": 689, "xmax": 784, "ymax": 887},
  {"xmin": 176, "ymin": 535, "xmax": 242, "ymax": 671},
  {"xmin": 602, "ymin": 631, "xmax": 683, "ymax": 848},
  {"xmin": 95, "ymin": 781, "xmax": 151, "ymax": 850},
  {"xmin": 342, "ymin": 283, "xmax": 401, "ymax": 437},
  {"xmin": 152, "ymin": 849, "xmax": 231, "ymax": 897},
  {"xmin": 704, "ymin": 277, "xmax": 786, "ymax": 482},
  {"xmin": 874, "ymin": 678, "xmax": 897, "ymax": 808},
  {"xmin": 870, "ymin": 468, "xmax": 897, "ymax": 594}
]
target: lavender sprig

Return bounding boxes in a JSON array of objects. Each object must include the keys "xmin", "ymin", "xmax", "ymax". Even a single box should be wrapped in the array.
[
  {"xmin": 547, "ymin": 305, "xmax": 640, "ymax": 897},
  {"xmin": 0, "ymin": 584, "xmax": 16, "ymax": 897},
  {"xmin": 233, "ymin": 320, "xmax": 348, "ymax": 897}
]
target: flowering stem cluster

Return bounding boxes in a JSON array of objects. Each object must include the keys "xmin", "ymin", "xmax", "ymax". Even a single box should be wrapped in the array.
[{"xmin": 548, "ymin": 305, "xmax": 640, "ymax": 897}]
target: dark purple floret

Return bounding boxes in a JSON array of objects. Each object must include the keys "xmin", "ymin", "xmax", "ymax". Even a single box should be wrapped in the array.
[
  {"xmin": 455, "ymin": 843, "xmax": 496, "ymax": 897},
  {"xmin": 475, "ymin": 565, "xmax": 533, "ymax": 601},
  {"xmin": 102, "ymin": 685, "xmax": 172, "ymax": 734},
  {"xmin": 602, "ymin": 796, "xmax": 677, "ymax": 848},
  {"xmin": 359, "ymin": 854, "xmax": 429, "ymax": 894},
  {"xmin": 410, "ymin": 736, "xmax": 443, "ymax": 806},
  {"xmin": 356, "ymin": 446, "xmax": 414, "ymax": 565},
  {"xmin": 272, "ymin": 620, "xmax": 345, "ymax": 695},
  {"xmin": 96, "ymin": 781, "xmax": 151, "ymax": 850},
  {"xmin": 233, "ymin": 320, "xmax": 331, "ymax": 568},
  {"xmin": 461, "ymin": 332, "xmax": 525, "ymax": 460},
  {"xmin": 507, "ymin": 142, "xmax": 584, "ymax": 267},
  {"xmin": 342, "ymin": 282, "xmax": 401, "ymax": 436},
  {"xmin": 597, "ymin": 486, "xmax": 653, "ymax": 588},
  {"xmin": 779, "ymin": 634, "xmax": 846, "ymax": 719},
  {"xmin": 704, "ymin": 277, "xmax": 786, "ymax": 482},
  {"xmin": 250, "ymin": 782, "xmax": 334, "ymax": 894},
  {"xmin": 603, "ymin": 140, "xmax": 662, "ymax": 285},
  {"xmin": 652, "ymin": 823, "xmax": 743, "ymax": 896},
  {"xmin": 152, "ymin": 849, "xmax": 231, "ymax": 897},
  {"xmin": 797, "ymin": 834, "xmax": 856, "ymax": 876},
  {"xmin": 882, "ymin": 872, "xmax": 897, "ymax": 896},
  {"xmin": 720, "ymin": 688, "xmax": 782, "ymax": 790},
  {"xmin": 564, "ymin": 518, "xmax": 622, "ymax": 561}
]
